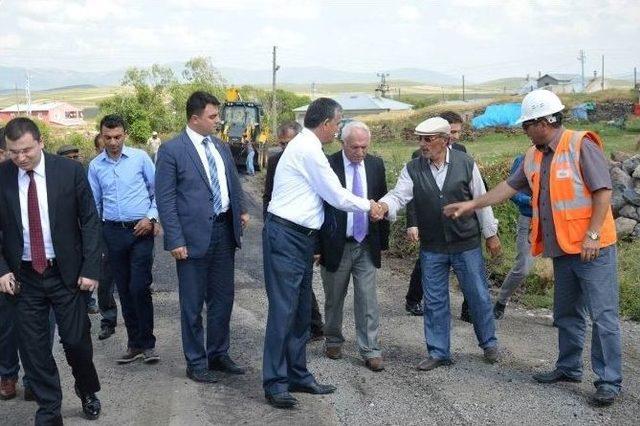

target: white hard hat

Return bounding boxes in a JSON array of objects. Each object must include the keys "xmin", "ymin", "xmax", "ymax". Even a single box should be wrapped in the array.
[
  {"xmin": 516, "ymin": 89, "xmax": 565, "ymax": 124},
  {"xmin": 415, "ymin": 117, "xmax": 451, "ymax": 136}
]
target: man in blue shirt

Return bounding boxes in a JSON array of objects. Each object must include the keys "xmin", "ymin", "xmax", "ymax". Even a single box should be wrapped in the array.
[{"xmin": 88, "ymin": 114, "xmax": 160, "ymax": 365}]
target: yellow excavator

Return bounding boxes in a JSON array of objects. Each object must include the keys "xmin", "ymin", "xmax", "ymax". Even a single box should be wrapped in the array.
[{"xmin": 220, "ymin": 88, "xmax": 268, "ymax": 171}]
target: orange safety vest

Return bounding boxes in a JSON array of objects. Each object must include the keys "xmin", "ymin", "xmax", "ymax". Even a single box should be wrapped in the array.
[{"xmin": 523, "ymin": 129, "xmax": 616, "ymax": 256}]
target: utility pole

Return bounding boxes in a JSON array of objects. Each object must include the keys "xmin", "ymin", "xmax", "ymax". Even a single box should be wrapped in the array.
[
  {"xmin": 462, "ymin": 75, "xmax": 465, "ymax": 102},
  {"xmin": 601, "ymin": 55, "xmax": 605, "ymax": 91},
  {"xmin": 25, "ymin": 72, "xmax": 32, "ymax": 116},
  {"xmin": 577, "ymin": 49, "xmax": 586, "ymax": 90},
  {"xmin": 634, "ymin": 67, "xmax": 637, "ymax": 89},
  {"xmin": 310, "ymin": 81, "xmax": 316, "ymax": 99},
  {"xmin": 271, "ymin": 45, "xmax": 279, "ymax": 145}
]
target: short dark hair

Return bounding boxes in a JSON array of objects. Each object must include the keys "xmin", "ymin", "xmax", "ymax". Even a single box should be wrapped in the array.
[
  {"xmin": 0, "ymin": 127, "xmax": 5, "ymax": 151},
  {"xmin": 93, "ymin": 134, "xmax": 102, "ymax": 148},
  {"xmin": 100, "ymin": 114, "xmax": 128, "ymax": 132},
  {"xmin": 4, "ymin": 117, "xmax": 41, "ymax": 142},
  {"xmin": 550, "ymin": 112, "xmax": 563, "ymax": 128},
  {"xmin": 303, "ymin": 97, "xmax": 342, "ymax": 129},
  {"xmin": 277, "ymin": 121, "xmax": 302, "ymax": 138},
  {"xmin": 439, "ymin": 111, "xmax": 463, "ymax": 124},
  {"xmin": 186, "ymin": 91, "xmax": 220, "ymax": 120}
]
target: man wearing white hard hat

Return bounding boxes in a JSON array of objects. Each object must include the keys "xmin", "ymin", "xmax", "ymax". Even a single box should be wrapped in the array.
[
  {"xmin": 374, "ymin": 116, "xmax": 501, "ymax": 371},
  {"xmin": 444, "ymin": 89, "xmax": 621, "ymax": 406}
]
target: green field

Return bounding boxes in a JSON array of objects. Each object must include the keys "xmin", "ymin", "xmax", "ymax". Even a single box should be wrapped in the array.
[{"xmin": 0, "ymin": 85, "xmax": 127, "ymax": 109}]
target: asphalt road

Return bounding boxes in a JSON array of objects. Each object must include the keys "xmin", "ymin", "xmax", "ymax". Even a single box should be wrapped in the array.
[{"xmin": 4, "ymin": 175, "xmax": 640, "ymax": 425}]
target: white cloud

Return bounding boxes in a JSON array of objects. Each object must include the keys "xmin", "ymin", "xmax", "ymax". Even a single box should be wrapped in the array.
[
  {"xmin": 397, "ymin": 5, "xmax": 421, "ymax": 22},
  {"xmin": 0, "ymin": 33, "xmax": 21, "ymax": 49}
]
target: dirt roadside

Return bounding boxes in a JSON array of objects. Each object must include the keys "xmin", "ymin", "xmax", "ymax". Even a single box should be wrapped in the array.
[{"xmin": 4, "ymin": 175, "xmax": 639, "ymax": 425}]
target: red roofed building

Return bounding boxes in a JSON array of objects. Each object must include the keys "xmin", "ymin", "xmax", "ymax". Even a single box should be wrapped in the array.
[{"xmin": 0, "ymin": 102, "xmax": 85, "ymax": 126}]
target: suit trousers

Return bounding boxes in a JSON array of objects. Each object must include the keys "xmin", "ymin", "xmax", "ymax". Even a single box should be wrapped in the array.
[
  {"xmin": 98, "ymin": 248, "xmax": 118, "ymax": 329},
  {"xmin": 262, "ymin": 216, "xmax": 315, "ymax": 395},
  {"xmin": 406, "ymin": 258, "xmax": 423, "ymax": 305},
  {"xmin": 176, "ymin": 219, "xmax": 236, "ymax": 370},
  {"xmin": 0, "ymin": 294, "xmax": 55, "ymax": 388},
  {"xmin": 552, "ymin": 245, "xmax": 622, "ymax": 393},
  {"xmin": 321, "ymin": 241, "xmax": 381, "ymax": 359},
  {"xmin": 16, "ymin": 264, "xmax": 100, "ymax": 425},
  {"xmin": 104, "ymin": 224, "xmax": 155, "ymax": 350}
]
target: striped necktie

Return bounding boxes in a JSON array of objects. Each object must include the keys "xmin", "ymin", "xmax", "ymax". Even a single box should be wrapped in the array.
[{"xmin": 202, "ymin": 137, "xmax": 223, "ymax": 215}]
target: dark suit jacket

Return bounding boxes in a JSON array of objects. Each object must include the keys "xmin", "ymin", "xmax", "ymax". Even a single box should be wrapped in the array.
[
  {"xmin": 155, "ymin": 130, "xmax": 247, "ymax": 258},
  {"xmin": 262, "ymin": 150, "xmax": 283, "ymax": 219},
  {"xmin": 0, "ymin": 153, "xmax": 101, "ymax": 287},
  {"xmin": 319, "ymin": 151, "xmax": 390, "ymax": 272}
]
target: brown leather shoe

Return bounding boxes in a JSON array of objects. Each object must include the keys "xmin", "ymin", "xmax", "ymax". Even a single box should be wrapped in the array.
[
  {"xmin": 365, "ymin": 357, "xmax": 385, "ymax": 372},
  {"xmin": 0, "ymin": 377, "xmax": 18, "ymax": 400},
  {"xmin": 324, "ymin": 346, "xmax": 342, "ymax": 360}
]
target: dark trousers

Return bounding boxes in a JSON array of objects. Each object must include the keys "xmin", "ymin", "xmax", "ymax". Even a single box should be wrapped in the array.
[
  {"xmin": 16, "ymin": 264, "xmax": 100, "ymax": 425},
  {"xmin": 406, "ymin": 258, "xmax": 423, "ymax": 305},
  {"xmin": 104, "ymin": 224, "xmax": 155, "ymax": 350},
  {"xmin": 0, "ymin": 295, "xmax": 55, "ymax": 388},
  {"xmin": 262, "ymin": 216, "xmax": 315, "ymax": 395},
  {"xmin": 176, "ymin": 220, "xmax": 236, "ymax": 370},
  {"xmin": 98, "ymin": 249, "xmax": 118, "ymax": 329},
  {"xmin": 311, "ymin": 290, "xmax": 323, "ymax": 336}
]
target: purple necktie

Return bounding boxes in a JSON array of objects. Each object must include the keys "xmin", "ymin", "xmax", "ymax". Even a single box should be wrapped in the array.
[{"xmin": 350, "ymin": 162, "xmax": 366, "ymax": 243}]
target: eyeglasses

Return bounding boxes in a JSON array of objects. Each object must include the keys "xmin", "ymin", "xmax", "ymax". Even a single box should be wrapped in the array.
[{"xmin": 418, "ymin": 135, "xmax": 444, "ymax": 143}]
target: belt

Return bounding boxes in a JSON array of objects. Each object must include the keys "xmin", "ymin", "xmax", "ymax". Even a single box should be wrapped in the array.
[
  {"xmin": 269, "ymin": 214, "xmax": 318, "ymax": 236},
  {"xmin": 104, "ymin": 219, "xmax": 139, "ymax": 229},
  {"xmin": 21, "ymin": 258, "xmax": 57, "ymax": 269},
  {"xmin": 213, "ymin": 211, "xmax": 230, "ymax": 223}
]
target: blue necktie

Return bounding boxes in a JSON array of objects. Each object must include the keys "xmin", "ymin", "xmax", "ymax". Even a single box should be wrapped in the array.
[
  {"xmin": 350, "ymin": 162, "xmax": 366, "ymax": 242},
  {"xmin": 202, "ymin": 137, "xmax": 223, "ymax": 215}
]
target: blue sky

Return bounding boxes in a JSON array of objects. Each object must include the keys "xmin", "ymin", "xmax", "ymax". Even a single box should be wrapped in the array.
[{"xmin": 0, "ymin": 0, "xmax": 638, "ymax": 81}]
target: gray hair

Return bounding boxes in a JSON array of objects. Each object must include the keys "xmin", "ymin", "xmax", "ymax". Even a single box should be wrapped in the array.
[{"xmin": 340, "ymin": 120, "xmax": 371, "ymax": 144}]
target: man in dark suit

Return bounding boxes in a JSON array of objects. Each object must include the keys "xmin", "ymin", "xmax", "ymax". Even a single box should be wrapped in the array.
[
  {"xmin": 156, "ymin": 91, "xmax": 249, "ymax": 383},
  {"xmin": 319, "ymin": 120, "xmax": 389, "ymax": 371},
  {"xmin": 0, "ymin": 117, "xmax": 102, "ymax": 424},
  {"xmin": 263, "ymin": 121, "xmax": 324, "ymax": 341}
]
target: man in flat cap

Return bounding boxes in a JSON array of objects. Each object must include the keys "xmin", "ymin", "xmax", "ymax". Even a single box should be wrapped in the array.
[
  {"xmin": 373, "ymin": 117, "xmax": 501, "ymax": 371},
  {"xmin": 57, "ymin": 145, "xmax": 82, "ymax": 161}
]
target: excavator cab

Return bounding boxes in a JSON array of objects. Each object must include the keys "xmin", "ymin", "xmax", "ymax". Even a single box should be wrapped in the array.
[{"xmin": 220, "ymin": 88, "xmax": 267, "ymax": 172}]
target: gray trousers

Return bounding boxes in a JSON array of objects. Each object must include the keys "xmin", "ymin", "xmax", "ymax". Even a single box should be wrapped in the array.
[
  {"xmin": 498, "ymin": 214, "xmax": 534, "ymax": 304},
  {"xmin": 321, "ymin": 241, "xmax": 381, "ymax": 359}
]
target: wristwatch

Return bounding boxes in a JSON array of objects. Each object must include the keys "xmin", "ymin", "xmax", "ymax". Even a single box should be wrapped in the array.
[{"xmin": 586, "ymin": 230, "xmax": 600, "ymax": 241}]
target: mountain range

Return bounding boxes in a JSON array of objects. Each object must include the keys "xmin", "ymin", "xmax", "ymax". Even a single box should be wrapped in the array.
[{"xmin": 0, "ymin": 64, "xmax": 459, "ymax": 91}]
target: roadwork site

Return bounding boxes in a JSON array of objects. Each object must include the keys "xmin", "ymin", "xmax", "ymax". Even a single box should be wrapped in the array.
[{"xmin": 4, "ymin": 177, "xmax": 640, "ymax": 425}]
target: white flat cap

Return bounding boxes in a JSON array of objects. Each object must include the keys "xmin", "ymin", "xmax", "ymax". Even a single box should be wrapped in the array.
[{"xmin": 414, "ymin": 117, "xmax": 451, "ymax": 136}]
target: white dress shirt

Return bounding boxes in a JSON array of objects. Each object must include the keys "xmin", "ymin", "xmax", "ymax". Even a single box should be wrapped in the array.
[
  {"xmin": 186, "ymin": 125, "xmax": 230, "ymax": 212},
  {"xmin": 380, "ymin": 148, "xmax": 498, "ymax": 238},
  {"xmin": 268, "ymin": 128, "xmax": 371, "ymax": 229},
  {"xmin": 342, "ymin": 151, "xmax": 369, "ymax": 238},
  {"xmin": 18, "ymin": 155, "xmax": 56, "ymax": 260}
]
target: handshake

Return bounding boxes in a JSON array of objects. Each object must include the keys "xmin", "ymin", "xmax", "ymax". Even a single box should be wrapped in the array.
[{"xmin": 369, "ymin": 200, "xmax": 388, "ymax": 222}]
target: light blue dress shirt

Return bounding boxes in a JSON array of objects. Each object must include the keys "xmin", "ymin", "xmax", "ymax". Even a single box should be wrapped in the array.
[{"xmin": 88, "ymin": 145, "xmax": 158, "ymax": 222}]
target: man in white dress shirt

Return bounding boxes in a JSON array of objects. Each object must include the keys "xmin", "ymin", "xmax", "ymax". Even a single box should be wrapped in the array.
[
  {"xmin": 262, "ymin": 98, "xmax": 380, "ymax": 408},
  {"xmin": 376, "ymin": 117, "xmax": 501, "ymax": 372}
]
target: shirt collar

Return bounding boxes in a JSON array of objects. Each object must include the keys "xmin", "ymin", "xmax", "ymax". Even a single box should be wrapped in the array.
[
  {"xmin": 19, "ymin": 153, "xmax": 46, "ymax": 179},
  {"xmin": 186, "ymin": 125, "xmax": 209, "ymax": 145},
  {"xmin": 428, "ymin": 146, "xmax": 450, "ymax": 166},
  {"xmin": 100, "ymin": 145, "xmax": 132, "ymax": 162},
  {"xmin": 301, "ymin": 127, "xmax": 321, "ymax": 147}
]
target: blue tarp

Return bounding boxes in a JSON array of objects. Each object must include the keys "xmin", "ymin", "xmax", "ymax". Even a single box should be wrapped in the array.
[
  {"xmin": 472, "ymin": 103, "xmax": 522, "ymax": 129},
  {"xmin": 571, "ymin": 102, "xmax": 595, "ymax": 120}
]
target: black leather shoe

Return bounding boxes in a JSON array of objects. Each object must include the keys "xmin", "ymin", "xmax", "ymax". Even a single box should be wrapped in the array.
[
  {"xmin": 75, "ymin": 385, "xmax": 101, "ymax": 420},
  {"xmin": 289, "ymin": 381, "xmax": 336, "ymax": 395},
  {"xmin": 24, "ymin": 386, "xmax": 35, "ymax": 401},
  {"xmin": 460, "ymin": 300, "xmax": 472, "ymax": 323},
  {"xmin": 592, "ymin": 387, "xmax": 617, "ymax": 406},
  {"xmin": 405, "ymin": 301, "xmax": 423, "ymax": 316},
  {"xmin": 532, "ymin": 369, "xmax": 582, "ymax": 384},
  {"xmin": 265, "ymin": 392, "xmax": 298, "ymax": 408},
  {"xmin": 187, "ymin": 368, "xmax": 218, "ymax": 383},
  {"xmin": 98, "ymin": 326, "xmax": 115, "ymax": 340},
  {"xmin": 493, "ymin": 301, "xmax": 506, "ymax": 320},
  {"xmin": 209, "ymin": 355, "xmax": 246, "ymax": 375}
]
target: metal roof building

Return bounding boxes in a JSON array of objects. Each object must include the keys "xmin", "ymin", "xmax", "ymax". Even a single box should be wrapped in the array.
[{"xmin": 293, "ymin": 93, "xmax": 413, "ymax": 123}]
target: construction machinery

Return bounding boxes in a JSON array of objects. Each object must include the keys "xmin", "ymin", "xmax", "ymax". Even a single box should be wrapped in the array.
[{"xmin": 220, "ymin": 88, "xmax": 268, "ymax": 172}]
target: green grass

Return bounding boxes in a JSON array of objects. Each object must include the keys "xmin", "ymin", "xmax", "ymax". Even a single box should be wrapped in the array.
[{"xmin": 0, "ymin": 86, "xmax": 127, "ymax": 109}]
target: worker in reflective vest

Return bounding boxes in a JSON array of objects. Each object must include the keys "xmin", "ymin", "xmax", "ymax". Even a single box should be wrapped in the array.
[{"xmin": 442, "ymin": 89, "xmax": 622, "ymax": 407}]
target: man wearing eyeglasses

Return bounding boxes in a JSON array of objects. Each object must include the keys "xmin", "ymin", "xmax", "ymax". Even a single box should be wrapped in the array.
[
  {"xmin": 373, "ymin": 117, "xmax": 501, "ymax": 372},
  {"xmin": 444, "ymin": 89, "xmax": 621, "ymax": 406}
]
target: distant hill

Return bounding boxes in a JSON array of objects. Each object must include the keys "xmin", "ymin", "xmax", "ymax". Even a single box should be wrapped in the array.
[{"xmin": 1, "ymin": 64, "xmax": 458, "ymax": 91}]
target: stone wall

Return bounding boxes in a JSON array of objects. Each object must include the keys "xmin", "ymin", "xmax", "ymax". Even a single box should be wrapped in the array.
[{"xmin": 610, "ymin": 151, "xmax": 640, "ymax": 239}]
